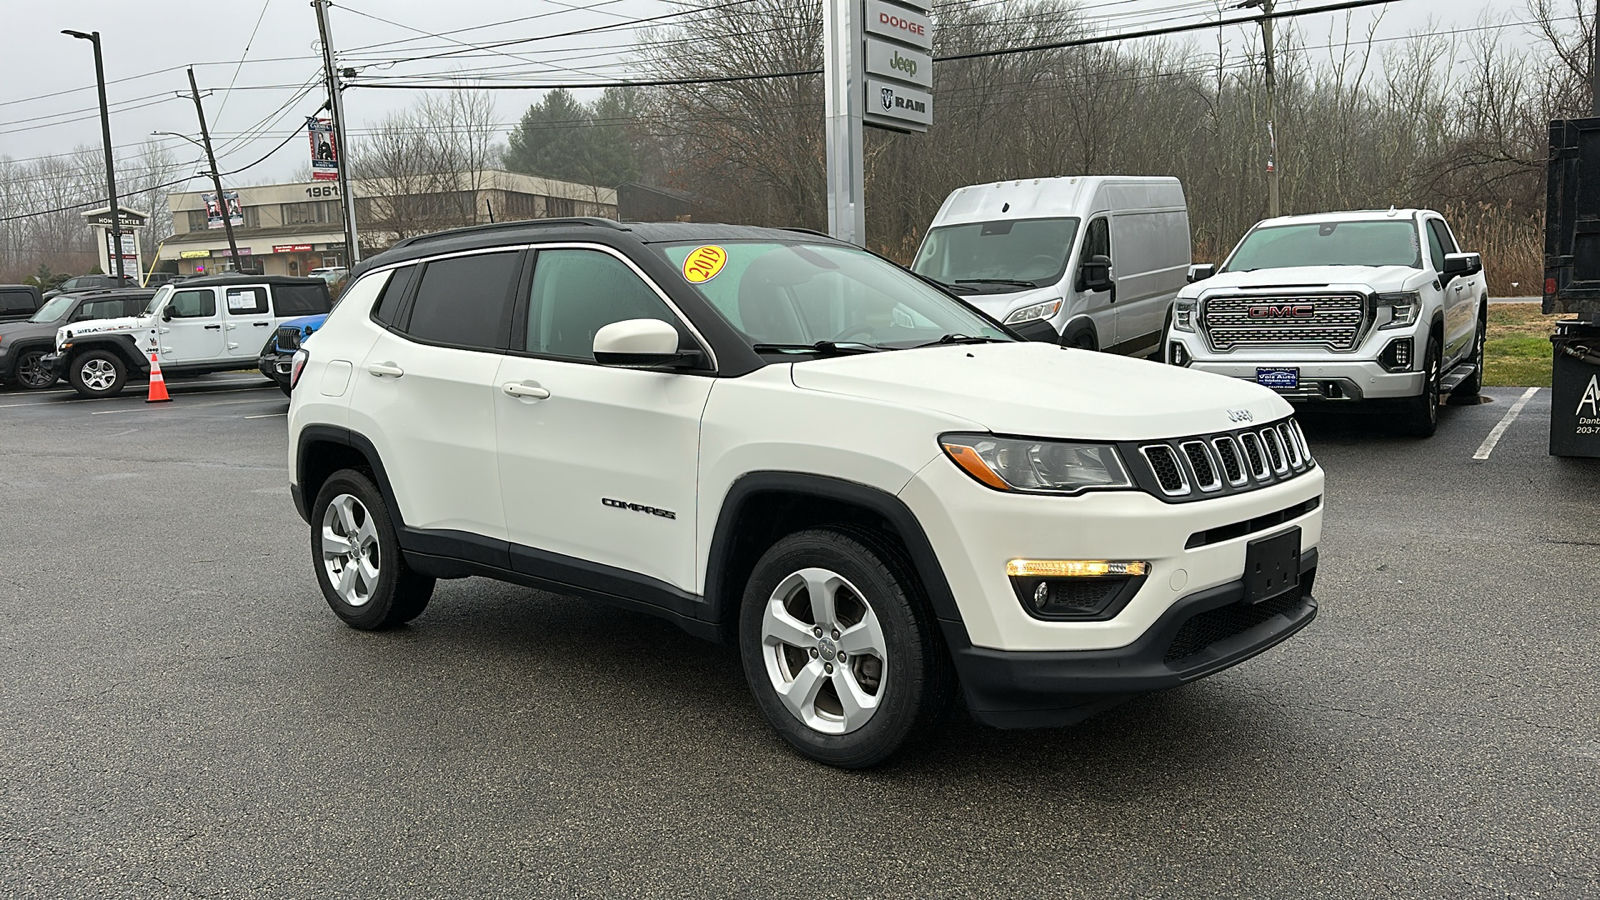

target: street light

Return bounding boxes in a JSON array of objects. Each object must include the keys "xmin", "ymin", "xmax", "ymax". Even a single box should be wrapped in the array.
[
  {"xmin": 151, "ymin": 130, "xmax": 206, "ymax": 151},
  {"xmin": 63, "ymin": 29, "xmax": 126, "ymax": 282}
]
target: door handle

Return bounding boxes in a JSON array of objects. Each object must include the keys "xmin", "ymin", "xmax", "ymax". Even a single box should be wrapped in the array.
[
  {"xmin": 204, "ymin": 324, "xmax": 221, "ymax": 330},
  {"xmin": 253, "ymin": 322, "xmax": 270, "ymax": 327},
  {"xmin": 502, "ymin": 382, "xmax": 550, "ymax": 400},
  {"xmin": 367, "ymin": 363, "xmax": 404, "ymax": 378}
]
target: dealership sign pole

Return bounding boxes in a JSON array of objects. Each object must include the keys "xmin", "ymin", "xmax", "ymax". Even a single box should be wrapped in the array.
[{"xmin": 824, "ymin": 0, "xmax": 932, "ymax": 246}]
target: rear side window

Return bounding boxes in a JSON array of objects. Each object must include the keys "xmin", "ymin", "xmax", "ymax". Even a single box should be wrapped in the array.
[
  {"xmin": 169, "ymin": 289, "xmax": 217, "ymax": 318},
  {"xmin": 226, "ymin": 287, "xmax": 269, "ymax": 315},
  {"xmin": 124, "ymin": 297, "xmax": 150, "ymax": 316},
  {"xmin": 0, "ymin": 289, "xmax": 34, "ymax": 312},
  {"xmin": 372, "ymin": 265, "xmax": 417, "ymax": 326},
  {"xmin": 78, "ymin": 299, "xmax": 125, "ymax": 320},
  {"xmin": 273, "ymin": 284, "xmax": 332, "ymax": 316},
  {"xmin": 404, "ymin": 252, "xmax": 520, "ymax": 350}
]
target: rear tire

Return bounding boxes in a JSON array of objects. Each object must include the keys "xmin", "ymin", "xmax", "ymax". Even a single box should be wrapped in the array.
[
  {"xmin": 68, "ymin": 350, "xmax": 127, "ymax": 398},
  {"xmin": 739, "ymin": 527, "xmax": 954, "ymax": 768},
  {"xmin": 311, "ymin": 469, "xmax": 435, "ymax": 630},
  {"xmin": 1398, "ymin": 335, "xmax": 1441, "ymax": 437}
]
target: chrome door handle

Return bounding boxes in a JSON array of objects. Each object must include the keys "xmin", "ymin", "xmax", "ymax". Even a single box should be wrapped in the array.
[
  {"xmin": 367, "ymin": 363, "xmax": 404, "ymax": 378},
  {"xmin": 502, "ymin": 382, "xmax": 550, "ymax": 399}
]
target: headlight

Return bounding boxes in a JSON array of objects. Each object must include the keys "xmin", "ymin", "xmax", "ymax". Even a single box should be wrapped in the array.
[
  {"xmin": 1003, "ymin": 298, "xmax": 1062, "ymax": 325},
  {"xmin": 1375, "ymin": 291, "xmax": 1419, "ymax": 329},
  {"xmin": 940, "ymin": 433, "xmax": 1133, "ymax": 494},
  {"xmin": 1173, "ymin": 297, "xmax": 1197, "ymax": 332}
]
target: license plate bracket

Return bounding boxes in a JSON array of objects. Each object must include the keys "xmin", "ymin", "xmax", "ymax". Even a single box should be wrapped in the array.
[
  {"xmin": 1243, "ymin": 527, "xmax": 1301, "ymax": 605},
  {"xmin": 1256, "ymin": 366, "xmax": 1300, "ymax": 390}
]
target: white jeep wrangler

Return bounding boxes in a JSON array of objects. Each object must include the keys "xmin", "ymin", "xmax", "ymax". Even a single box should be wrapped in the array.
[
  {"xmin": 1167, "ymin": 208, "xmax": 1489, "ymax": 435},
  {"xmin": 288, "ymin": 219, "xmax": 1325, "ymax": 767},
  {"xmin": 44, "ymin": 274, "xmax": 332, "ymax": 398}
]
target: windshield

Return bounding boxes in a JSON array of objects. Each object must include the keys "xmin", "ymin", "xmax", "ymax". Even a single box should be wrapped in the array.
[
  {"xmin": 143, "ymin": 284, "xmax": 174, "ymax": 317},
  {"xmin": 655, "ymin": 241, "xmax": 1011, "ymax": 351},
  {"xmin": 911, "ymin": 217, "xmax": 1079, "ymax": 291},
  {"xmin": 30, "ymin": 295, "xmax": 75, "ymax": 323},
  {"xmin": 1223, "ymin": 220, "xmax": 1422, "ymax": 272}
]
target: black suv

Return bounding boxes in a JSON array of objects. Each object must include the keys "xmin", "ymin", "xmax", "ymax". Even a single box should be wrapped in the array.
[
  {"xmin": 43, "ymin": 274, "xmax": 138, "ymax": 300},
  {"xmin": 0, "ymin": 289, "xmax": 153, "ymax": 389},
  {"xmin": 0, "ymin": 285, "xmax": 45, "ymax": 323}
]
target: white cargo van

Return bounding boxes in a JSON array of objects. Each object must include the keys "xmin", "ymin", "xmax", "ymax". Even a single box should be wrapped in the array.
[{"xmin": 911, "ymin": 176, "xmax": 1191, "ymax": 356}]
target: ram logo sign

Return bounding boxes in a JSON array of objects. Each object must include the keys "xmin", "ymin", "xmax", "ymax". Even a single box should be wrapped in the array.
[{"xmin": 1247, "ymin": 304, "xmax": 1316, "ymax": 319}]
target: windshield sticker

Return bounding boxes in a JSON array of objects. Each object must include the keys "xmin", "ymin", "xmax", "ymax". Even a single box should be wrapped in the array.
[{"xmin": 682, "ymin": 245, "xmax": 728, "ymax": 283}]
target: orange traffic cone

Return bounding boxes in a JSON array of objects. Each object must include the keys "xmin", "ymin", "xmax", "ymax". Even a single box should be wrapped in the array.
[{"xmin": 146, "ymin": 352, "xmax": 171, "ymax": 403}]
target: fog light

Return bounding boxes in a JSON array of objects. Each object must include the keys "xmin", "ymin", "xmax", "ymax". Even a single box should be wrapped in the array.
[
  {"xmin": 1008, "ymin": 559, "xmax": 1148, "ymax": 578},
  {"xmin": 1169, "ymin": 342, "xmax": 1191, "ymax": 367},
  {"xmin": 1379, "ymin": 338, "xmax": 1413, "ymax": 372},
  {"xmin": 1032, "ymin": 582, "xmax": 1049, "ymax": 609}
]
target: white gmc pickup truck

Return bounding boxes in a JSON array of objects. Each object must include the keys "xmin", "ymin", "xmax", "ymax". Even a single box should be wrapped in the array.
[{"xmin": 1166, "ymin": 209, "xmax": 1489, "ymax": 436}]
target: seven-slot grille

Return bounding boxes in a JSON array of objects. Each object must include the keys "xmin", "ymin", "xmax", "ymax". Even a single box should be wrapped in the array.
[
  {"xmin": 1201, "ymin": 294, "xmax": 1367, "ymax": 352},
  {"xmin": 1124, "ymin": 418, "xmax": 1314, "ymax": 503},
  {"xmin": 274, "ymin": 325, "xmax": 302, "ymax": 352}
]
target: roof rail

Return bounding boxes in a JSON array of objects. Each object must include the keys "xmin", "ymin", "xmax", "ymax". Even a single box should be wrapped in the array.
[{"xmin": 389, "ymin": 217, "xmax": 628, "ymax": 251}]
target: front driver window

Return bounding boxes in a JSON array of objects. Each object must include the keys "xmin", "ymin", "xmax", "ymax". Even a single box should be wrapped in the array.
[
  {"xmin": 527, "ymin": 249, "xmax": 679, "ymax": 361},
  {"xmin": 168, "ymin": 289, "xmax": 217, "ymax": 318}
]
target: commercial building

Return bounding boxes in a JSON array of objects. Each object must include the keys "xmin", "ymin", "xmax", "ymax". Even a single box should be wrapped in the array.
[{"xmin": 161, "ymin": 170, "xmax": 617, "ymax": 277}]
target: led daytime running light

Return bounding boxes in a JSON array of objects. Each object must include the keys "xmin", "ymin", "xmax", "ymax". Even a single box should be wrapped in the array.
[{"xmin": 1006, "ymin": 559, "xmax": 1148, "ymax": 578}]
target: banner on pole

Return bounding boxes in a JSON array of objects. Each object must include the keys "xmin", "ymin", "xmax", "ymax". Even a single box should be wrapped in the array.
[
  {"xmin": 309, "ymin": 119, "xmax": 339, "ymax": 182},
  {"xmin": 203, "ymin": 191, "xmax": 242, "ymax": 229}
]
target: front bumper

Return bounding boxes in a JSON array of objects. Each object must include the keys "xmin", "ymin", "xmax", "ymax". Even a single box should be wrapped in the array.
[
  {"xmin": 259, "ymin": 351, "xmax": 292, "ymax": 389},
  {"xmin": 39, "ymin": 352, "xmax": 65, "ymax": 382},
  {"xmin": 948, "ymin": 550, "xmax": 1317, "ymax": 728},
  {"xmin": 1167, "ymin": 329, "xmax": 1425, "ymax": 401}
]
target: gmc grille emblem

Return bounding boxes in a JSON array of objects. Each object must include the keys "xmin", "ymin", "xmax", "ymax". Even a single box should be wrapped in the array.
[{"xmin": 1247, "ymin": 304, "xmax": 1316, "ymax": 318}]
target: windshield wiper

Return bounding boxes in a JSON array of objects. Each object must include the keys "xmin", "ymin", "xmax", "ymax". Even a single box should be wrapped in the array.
[
  {"xmin": 910, "ymin": 272, "xmax": 978, "ymax": 295},
  {"xmin": 913, "ymin": 333, "xmax": 1010, "ymax": 348},
  {"xmin": 750, "ymin": 341, "xmax": 883, "ymax": 356},
  {"xmin": 956, "ymin": 278, "xmax": 1039, "ymax": 288}
]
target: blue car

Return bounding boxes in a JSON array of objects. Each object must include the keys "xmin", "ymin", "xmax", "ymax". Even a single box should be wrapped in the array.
[{"xmin": 258, "ymin": 313, "xmax": 329, "ymax": 395}]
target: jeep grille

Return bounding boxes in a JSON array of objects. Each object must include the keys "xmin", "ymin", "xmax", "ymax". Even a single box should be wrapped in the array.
[{"xmin": 1121, "ymin": 417, "xmax": 1315, "ymax": 503}]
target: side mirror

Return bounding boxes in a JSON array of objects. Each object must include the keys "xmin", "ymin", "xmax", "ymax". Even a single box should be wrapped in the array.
[
  {"xmin": 160, "ymin": 306, "xmax": 173, "ymax": 321},
  {"xmin": 593, "ymin": 318, "xmax": 702, "ymax": 369},
  {"xmin": 1080, "ymin": 254, "xmax": 1113, "ymax": 293},
  {"xmin": 1442, "ymin": 252, "xmax": 1481, "ymax": 279},
  {"xmin": 1187, "ymin": 263, "xmax": 1216, "ymax": 283}
]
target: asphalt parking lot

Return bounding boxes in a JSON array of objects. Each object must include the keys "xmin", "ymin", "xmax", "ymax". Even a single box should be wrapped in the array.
[{"xmin": 2, "ymin": 376, "xmax": 1597, "ymax": 898}]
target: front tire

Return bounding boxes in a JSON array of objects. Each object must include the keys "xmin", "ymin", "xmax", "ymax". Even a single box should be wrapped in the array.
[
  {"xmin": 311, "ymin": 469, "xmax": 435, "ymax": 630},
  {"xmin": 739, "ymin": 528, "xmax": 954, "ymax": 768},
  {"xmin": 14, "ymin": 348, "xmax": 56, "ymax": 390},
  {"xmin": 1399, "ymin": 335, "xmax": 1442, "ymax": 437},
  {"xmin": 68, "ymin": 350, "xmax": 127, "ymax": 398}
]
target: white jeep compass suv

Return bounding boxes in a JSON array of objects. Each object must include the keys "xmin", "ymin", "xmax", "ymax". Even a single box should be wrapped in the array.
[{"xmin": 287, "ymin": 219, "xmax": 1325, "ymax": 767}]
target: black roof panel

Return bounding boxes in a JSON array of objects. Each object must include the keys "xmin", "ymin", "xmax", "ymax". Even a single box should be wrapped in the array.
[{"xmin": 175, "ymin": 274, "xmax": 327, "ymax": 288}]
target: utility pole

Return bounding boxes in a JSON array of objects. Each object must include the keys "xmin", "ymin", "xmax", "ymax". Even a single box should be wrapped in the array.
[
  {"xmin": 1592, "ymin": 0, "xmax": 1599, "ymax": 116},
  {"xmin": 313, "ymin": 0, "xmax": 361, "ymax": 265},
  {"xmin": 186, "ymin": 68, "xmax": 242, "ymax": 271},
  {"xmin": 1239, "ymin": 0, "xmax": 1280, "ymax": 217},
  {"xmin": 62, "ymin": 30, "xmax": 125, "ymax": 281}
]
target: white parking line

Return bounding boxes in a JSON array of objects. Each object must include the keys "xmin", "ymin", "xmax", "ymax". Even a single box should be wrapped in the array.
[
  {"xmin": 1473, "ymin": 387, "xmax": 1541, "ymax": 460},
  {"xmin": 244, "ymin": 413, "xmax": 287, "ymax": 419}
]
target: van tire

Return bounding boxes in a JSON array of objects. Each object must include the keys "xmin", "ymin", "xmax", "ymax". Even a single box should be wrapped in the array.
[{"xmin": 1061, "ymin": 324, "xmax": 1097, "ymax": 351}]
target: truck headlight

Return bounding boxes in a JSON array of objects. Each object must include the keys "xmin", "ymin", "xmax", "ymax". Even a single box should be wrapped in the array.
[
  {"xmin": 1375, "ymin": 291, "xmax": 1419, "ymax": 329},
  {"xmin": 1003, "ymin": 298, "xmax": 1062, "ymax": 325},
  {"xmin": 1173, "ymin": 297, "xmax": 1197, "ymax": 332},
  {"xmin": 940, "ymin": 434, "xmax": 1133, "ymax": 494}
]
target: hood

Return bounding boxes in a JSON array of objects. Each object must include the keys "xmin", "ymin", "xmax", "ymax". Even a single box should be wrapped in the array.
[
  {"xmin": 959, "ymin": 284, "xmax": 1059, "ymax": 321},
  {"xmin": 61, "ymin": 315, "xmax": 147, "ymax": 340},
  {"xmin": 789, "ymin": 342, "xmax": 1290, "ymax": 441},
  {"xmin": 1185, "ymin": 265, "xmax": 1423, "ymax": 296},
  {"xmin": 278, "ymin": 314, "xmax": 329, "ymax": 331}
]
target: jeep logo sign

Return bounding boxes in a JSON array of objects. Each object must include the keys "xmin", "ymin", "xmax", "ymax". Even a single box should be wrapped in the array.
[
  {"xmin": 864, "ymin": 39, "xmax": 932, "ymax": 89},
  {"xmin": 1248, "ymin": 304, "xmax": 1316, "ymax": 319}
]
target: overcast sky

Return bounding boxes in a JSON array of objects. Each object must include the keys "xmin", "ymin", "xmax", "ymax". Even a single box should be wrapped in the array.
[{"xmin": 0, "ymin": 0, "xmax": 1541, "ymax": 194}]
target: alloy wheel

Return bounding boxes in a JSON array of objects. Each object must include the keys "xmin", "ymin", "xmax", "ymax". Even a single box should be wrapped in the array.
[
  {"xmin": 79, "ymin": 357, "xmax": 117, "ymax": 392},
  {"xmin": 16, "ymin": 351, "xmax": 52, "ymax": 388},
  {"xmin": 760, "ymin": 567, "xmax": 889, "ymax": 735},
  {"xmin": 321, "ymin": 493, "xmax": 381, "ymax": 608}
]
